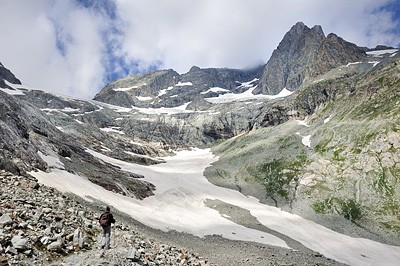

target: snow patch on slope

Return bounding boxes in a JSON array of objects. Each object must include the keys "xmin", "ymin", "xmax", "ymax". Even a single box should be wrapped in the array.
[
  {"xmin": 205, "ymin": 87, "xmax": 293, "ymax": 104},
  {"xmin": 113, "ymin": 86, "xmax": 138, "ymax": 92},
  {"xmin": 132, "ymin": 102, "xmax": 194, "ymax": 115},
  {"xmin": 366, "ymin": 49, "xmax": 398, "ymax": 57},
  {"xmin": 175, "ymin": 81, "xmax": 193, "ymax": 86},
  {"xmin": 200, "ymin": 87, "xmax": 229, "ymax": 95}
]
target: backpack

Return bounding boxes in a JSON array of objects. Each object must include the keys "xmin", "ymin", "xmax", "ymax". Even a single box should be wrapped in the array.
[{"xmin": 100, "ymin": 213, "xmax": 110, "ymax": 227}]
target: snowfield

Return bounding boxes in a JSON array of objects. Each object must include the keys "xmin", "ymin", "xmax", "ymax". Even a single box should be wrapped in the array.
[
  {"xmin": 205, "ymin": 86, "xmax": 293, "ymax": 104},
  {"xmin": 30, "ymin": 149, "xmax": 400, "ymax": 266},
  {"xmin": 366, "ymin": 49, "xmax": 399, "ymax": 57}
]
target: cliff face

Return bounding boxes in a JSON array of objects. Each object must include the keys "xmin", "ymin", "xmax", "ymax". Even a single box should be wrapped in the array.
[
  {"xmin": 0, "ymin": 62, "xmax": 21, "ymax": 89},
  {"xmin": 256, "ymin": 22, "xmax": 365, "ymax": 95},
  {"xmin": 310, "ymin": 33, "xmax": 366, "ymax": 77},
  {"xmin": 257, "ymin": 22, "xmax": 326, "ymax": 94}
]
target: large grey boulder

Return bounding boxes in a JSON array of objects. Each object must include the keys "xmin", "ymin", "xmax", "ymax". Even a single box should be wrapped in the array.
[
  {"xmin": 11, "ymin": 234, "xmax": 29, "ymax": 251},
  {"xmin": 47, "ymin": 241, "xmax": 63, "ymax": 252},
  {"xmin": 73, "ymin": 228, "xmax": 85, "ymax": 248},
  {"xmin": 126, "ymin": 247, "xmax": 141, "ymax": 262},
  {"xmin": 0, "ymin": 214, "xmax": 13, "ymax": 226}
]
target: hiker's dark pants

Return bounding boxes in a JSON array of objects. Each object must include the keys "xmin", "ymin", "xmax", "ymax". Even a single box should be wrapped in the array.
[{"xmin": 101, "ymin": 225, "xmax": 111, "ymax": 249}]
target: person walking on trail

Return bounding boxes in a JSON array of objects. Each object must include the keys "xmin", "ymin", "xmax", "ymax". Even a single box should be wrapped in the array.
[{"xmin": 99, "ymin": 206, "xmax": 115, "ymax": 249}]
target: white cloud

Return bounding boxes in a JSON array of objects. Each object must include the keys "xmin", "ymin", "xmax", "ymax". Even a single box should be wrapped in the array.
[
  {"xmin": 0, "ymin": 0, "xmax": 399, "ymax": 99},
  {"xmin": 115, "ymin": 0, "xmax": 400, "ymax": 74},
  {"xmin": 0, "ymin": 0, "xmax": 108, "ymax": 99}
]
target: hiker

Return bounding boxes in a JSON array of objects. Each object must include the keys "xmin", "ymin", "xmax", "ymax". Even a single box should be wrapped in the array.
[{"xmin": 99, "ymin": 206, "xmax": 115, "ymax": 249}]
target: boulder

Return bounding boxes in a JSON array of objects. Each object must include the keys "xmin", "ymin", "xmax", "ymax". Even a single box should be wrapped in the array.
[
  {"xmin": 126, "ymin": 247, "xmax": 141, "ymax": 262},
  {"xmin": 5, "ymin": 245, "xmax": 17, "ymax": 255},
  {"xmin": 47, "ymin": 241, "xmax": 63, "ymax": 252},
  {"xmin": 11, "ymin": 235, "xmax": 29, "ymax": 251},
  {"xmin": 73, "ymin": 228, "xmax": 85, "ymax": 248},
  {"xmin": 0, "ymin": 215, "xmax": 13, "ymax": 226}
]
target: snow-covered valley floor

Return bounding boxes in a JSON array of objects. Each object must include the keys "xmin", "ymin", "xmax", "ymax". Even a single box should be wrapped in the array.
[{"xmin": 30, "ymin": 148, "xmax": 400, "ymax": 266}]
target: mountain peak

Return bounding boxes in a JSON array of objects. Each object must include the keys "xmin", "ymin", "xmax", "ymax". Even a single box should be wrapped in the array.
[
  {"xmin": 258, "ymin": 22, "xmax": 327, "ymax": 94},
  {"xmin": 0, "ymin": 61, "xmax": 22, "ymax": 88},
  {"xmin": 189, "ymin": 66, "xmax": 201, "ymax": 72},
  {"xmin": 257, "ymin": 22, "xmax": 366, "ymax": 94}
]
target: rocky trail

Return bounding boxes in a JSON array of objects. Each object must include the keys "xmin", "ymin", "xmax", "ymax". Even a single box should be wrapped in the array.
[{"xmin": 0, "ymin": 170, "xmax": 345, "ymax": 265}]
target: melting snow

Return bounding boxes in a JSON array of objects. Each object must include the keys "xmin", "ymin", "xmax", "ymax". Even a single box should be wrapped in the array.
[
  {"xmin": 30, "ymin": 148, "xmax": 400, "ymax": 266},
  {"xmin": 302, "ymin": 135, "xmax": 312, "ymax": 147},
  {"xmin": 137, "ymin": 96, "xmax": 152, "ymax": 101},
  {"xmin": 324, "ymin": 114, "xmax": 333, "ymax": 124},
  {"xmin": 132, "ymin": 102, "xmax": 194, "ymax": 115},
  {"xmin": 37, "ymin": 151, "xmax": 65, "ymax": 170},
  {"xmin": 61, "ymin": 107, "xmax": 80, "ymax": 112},
  {"xmin": 0, "ymin": 87, "xmax": 25, "ymax": 95},
  {"xmin": 205, "ymin": 87, "xmax": 293, "ymax": 104},
  {"xmin": 368, "ymin": 61, "xmax": 380, "ymax": 68},
  {"xmin": 158, "ymin": 86, "xmax": 174, "ymax": 97},
  {"xmin": 200, "ymin": 87, "xmax": 229, "ymax": 95},
  {"xmin": 0, "ymin": 80, "xmax": 38, "ymax": 95},
  {"xmin": 113, "ymin": 86, "xmax": 138, "ymax": 92},
  {"xmin": 345, "ymin": 62, "xmax": 361, "ymax": 67},
  {"xmin": 175, "ymin": 81, "xmax": 193, "ymax": 86},
  {"xmin": 366, "ymin": 49, "xmax": 399, "ymax": 57},
  {"xmin": 296, "ymin": 120, "xmax": 310, "ymax": 127},
  {"xmin": 237, "ymin": 78, "xmax": 259, "ymax": 89},
  {"xmin": 100, "ymin": 127, "xmax": 125, "ymax": 135},
  {"xmin": 295, "ymin": 132, "xmax": 312, "ymax": 147}
]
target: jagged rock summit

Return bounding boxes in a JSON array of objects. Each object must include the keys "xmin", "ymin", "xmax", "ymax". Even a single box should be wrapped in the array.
[{"xmin": 256, "ymin": 22, "xmax": 366, "ymax": 94}]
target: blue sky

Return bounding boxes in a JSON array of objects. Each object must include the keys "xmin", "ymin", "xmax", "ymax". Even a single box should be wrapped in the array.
[{"xmin": 0, "ymin": 0, "xmax": 399, "ymax": 99}]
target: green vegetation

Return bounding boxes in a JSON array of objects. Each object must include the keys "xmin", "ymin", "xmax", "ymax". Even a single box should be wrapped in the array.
[
  {"xmin": 312, "ymin": 198, "xmax": 334, "ymax": 214},
  {"xmin": 374, "ymin": 153, "xmax": 395, "ymax": 196},
  {"xmin": 257, "ymin": 152, "xmax": 308, "ymax": 204},
  {"xmin": 340, "ymin": 199, "xmax": 362, "ymax": 222}
]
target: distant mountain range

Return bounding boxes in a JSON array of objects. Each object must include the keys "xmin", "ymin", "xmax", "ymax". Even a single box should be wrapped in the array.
[{"xmin": 1, "ymin": 22, "xmax": 400, "ymax": 245}]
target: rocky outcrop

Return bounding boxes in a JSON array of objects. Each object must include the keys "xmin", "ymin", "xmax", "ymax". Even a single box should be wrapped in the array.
[
  {"xmin": 256, "ymin": 22, "xmax": 365, "ymax": 95},
  {"xmin": 0, "ymin": 74, "xmax": 156, "ymax": 200},
  {"xmin": 0, "ymin": 62, "xmax": 21, "ymax": 89},
  {"xmin": 0, "ymin": 90, "xmax": 50, "ymax": 173},
  {"xmin": 257, "ymin": 22, "xmax": 326, "ymax": 94},
  {"xmin": 94, "ymin": 69, "xmax": 179, "ymax": 108},
  {"xmin": 310, "ymin": 33, "xmax": 366, "ymax": 76}
]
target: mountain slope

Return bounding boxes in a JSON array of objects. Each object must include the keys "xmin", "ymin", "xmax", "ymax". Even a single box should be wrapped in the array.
[{"xmin": 206, "ymin": 54, "xmax": 400, "ymax": 243}]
